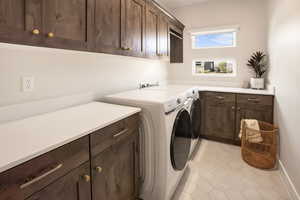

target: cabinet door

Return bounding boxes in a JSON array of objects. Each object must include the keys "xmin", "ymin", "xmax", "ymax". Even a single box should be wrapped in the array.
[
  {"xmin": 204, "ymin": 101, "xmax": 236, "ymax": 140},
  {"xmin": 121, "ymin": 0, "xmax": 146, "ymax": 57},
  {"xmin": 159, "ymin": 15, "xmax": 169, "ymax": 57},
  {"xmin": 91, "ymin": 133, "xmax": 139, "ymax": 200},
  {"xmin": 145, "ymin": 4, "xmax": 159, "ymax": 58},
  {"xmin": 93, "ymin": 0, "xmax": 122, "ymax": 54},
  {"xmin": 0, "ymin": 0, "xmax": 42, "ymax": 45},
  {"xmin": 236, "ymin": 105, "xmax": 273, "ymax": 140},
  {"xmin": 43, "ymin": 0, "xmax": 90, "ymax": 50},
  {"xmin": 26, "ymin": 162, "xmax": 91, "ymax": 200}
]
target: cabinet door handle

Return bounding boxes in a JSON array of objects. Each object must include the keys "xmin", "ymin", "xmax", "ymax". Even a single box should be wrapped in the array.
[
  {"xmin": 32, "ymin": 29, "xmax": 40, "ymax": 35},
  {"xmin": 113, "ymin": 128, "xmax": 129, "ymax": 138},
  {"xmin": 82, "ymin": 175, "xmax": 91, "ymax": 182},
  {"xmin": 216, "ymin": 96, "xmax": 225, "ymax": 100},
  {"xmin": 121, "ymin": 47, "xmax": 131, "ymax": 51},
  {"xmin": 20, "ymin": 164, "xmax": 63, "ymax": 189},
  {"xmin": 47, "ymin": 32, "xmax": 54, "ymax": 38},
  {"xmin": 95, "ymin": 166, "xmax": 102, "ymax": 173},
  {"xmin": 232, "ymin": 106, "xmax": 235, "ymax": 110},
  {"xmin": 248, "ymin": 98, "xmax": 259, "ymax": 102}
]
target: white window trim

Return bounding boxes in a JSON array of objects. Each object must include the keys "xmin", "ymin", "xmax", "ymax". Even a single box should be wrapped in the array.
[
  {"xmin": 190, "ymin": 25, "xmax": 239, "ymax": 49},
  {"xmin": 192, "ymin": 59, "xmax": 237, "ymax": 77}
]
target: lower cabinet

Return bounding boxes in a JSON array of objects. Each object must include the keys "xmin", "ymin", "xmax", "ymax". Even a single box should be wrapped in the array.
[
  {"xmin": 201, "ymin": 92, "xmax": 274, "ymax": 145},
  {"xmin": 0, "ymin": 114, "xmax": 140, "ymax": 200},
  {"xmin": 204, "ymin": 101, "xmax": 236, "ymax": 140},
  {"xmin": 235, "ymin": 94, "xmax": 274, "ymax": 141},
  {"xmin": 26, "ymin": 162, "xmax": 91, "ymax": 200},
  {"xmin": 91, "ymin": 133, "xmax": 139, "ymax": 200}
]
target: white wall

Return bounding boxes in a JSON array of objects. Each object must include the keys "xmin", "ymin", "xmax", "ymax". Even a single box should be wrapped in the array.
[
  {"xmin": 0, "ymin": 43, "xmax": 168, "ymax": 122},
  {"xmin": 167, "ymin": 0, "xmax": 268, "ymax": 87},
  {"xmin": 268, "ymin": 0, "xmax": 300, "ymax": 196}
]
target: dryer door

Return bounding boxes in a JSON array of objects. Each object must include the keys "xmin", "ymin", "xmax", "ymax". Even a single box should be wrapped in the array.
[
  {"xmin": 170, "ymin": 109, "xmax": 192, "ymax": 171},
  {"xmin": 190, "ymin": 98, "xmax": 201, "ymax": 139}
]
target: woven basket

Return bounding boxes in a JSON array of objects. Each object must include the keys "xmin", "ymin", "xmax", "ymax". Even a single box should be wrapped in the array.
[{"xmin": 241, "ymin": 121, "xmax": 278, "ymax": 169}]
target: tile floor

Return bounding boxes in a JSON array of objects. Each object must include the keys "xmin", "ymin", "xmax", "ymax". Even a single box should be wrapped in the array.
[{"xmin": 172, "ymin": 140, "xmax": 291, "ymax": 200}]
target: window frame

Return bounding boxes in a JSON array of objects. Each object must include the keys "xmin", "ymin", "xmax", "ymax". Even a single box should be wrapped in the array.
[{"xmin": 191, "ymin": 29, "xmax": 238, "ymax": 49}]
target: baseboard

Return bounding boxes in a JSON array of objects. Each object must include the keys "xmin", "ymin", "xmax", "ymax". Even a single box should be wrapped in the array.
[{"xmin": 278, "ymin": 159, "xmax": 300, "ymax": 200}]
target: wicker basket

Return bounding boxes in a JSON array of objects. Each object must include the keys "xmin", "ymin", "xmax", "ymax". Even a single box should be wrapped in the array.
[{"xmin": 241, "ymin": 121, "xmax": 278, "ymax": 169}]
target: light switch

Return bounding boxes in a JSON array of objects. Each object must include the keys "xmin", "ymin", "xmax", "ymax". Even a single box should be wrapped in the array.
[{"xmin": 22, "ymin": 76, "xmax": 35, "ymax": 92}]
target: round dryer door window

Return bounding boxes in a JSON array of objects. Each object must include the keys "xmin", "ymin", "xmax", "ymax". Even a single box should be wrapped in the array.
[
  {"xmin": 170, "ymin": 109, "xmax": 192, "ymax": 171},
  {"xmin": 190, "ymin": 99, "xmax": 201, "ymax": 139}
]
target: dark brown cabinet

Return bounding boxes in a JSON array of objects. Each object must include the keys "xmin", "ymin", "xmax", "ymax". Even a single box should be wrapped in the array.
[
  {"xmin": 170, "ymin": 29, "xmax": 183, "ymax": 63},
  {"xmin": 205, "ymin": 101, "xmax": 236, "ymax": 140},
  {"xmin": 26, "ymin": 162, "xmax": 91, "ymax": 200},
  {"xmin": 0, "ymin": 0, "xmax": 43, "ymax": 45},
  {"xmin": 121, "ymin": 0, "xmax": 146, "ymax": 57},
  {"xmin": 93, "ymin": 0, "xmax": 122, "ymax": 54},
  {"xmin": 145, "ymin": 3, "xmax": 159, "ymax": 58},
  {"xmin": 203, "ymin": 92, "xmax": 236, "ymax": 141},
  {"xmin": 0, "ymin": 0, "xmax": 184, "ymax": 60},
  {"xmin": 158, "ymin": 15, "xmax": 169, "ymax": 57},
  {"xmin": 201, "ymin": 92, "xmax": 274, "ymax": 145},
  {"xmin": 42, "ymin": 0, "xmax": 90, "ymax": 50},
  {"xmin": 235, "ymin": 94, "xmax": 274, "ymax": 141},
  {"xmin": 91, "ymin": 132, "xmax": 139, "ymax": 200},
  {"xmin": 0, "ymin": 114, "xmax": 140, "ymax": 200},
  {"xmin": 0, "ymin": 0, "xmax": 90, "ymax": 51},
  {"xmin": 90, "ymin": 114, "xmax": 140, "ymax": 200}
]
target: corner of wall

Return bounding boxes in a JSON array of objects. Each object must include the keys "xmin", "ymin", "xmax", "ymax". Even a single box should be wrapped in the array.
[{"xmin": 279, "ymin": 159, "xmax": 300, "ymax": 200}]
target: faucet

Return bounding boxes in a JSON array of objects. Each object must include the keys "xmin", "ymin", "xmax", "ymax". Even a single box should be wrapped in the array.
[{"xmin": 139, "ymin": 82, "xmax": 160, "ymax": 89}]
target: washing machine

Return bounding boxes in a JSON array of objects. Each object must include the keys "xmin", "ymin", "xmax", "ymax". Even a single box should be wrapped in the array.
[
  {"xmin": 185, "ymin": 88, "xmax": 202, "ymax": 157},
  {"xmin": 143, "ymin": 85, "xmax": 202, "ymax": 157},
  {"xmin": 104, "ymin": 89, "xmax": 192, "ymax": 200}
]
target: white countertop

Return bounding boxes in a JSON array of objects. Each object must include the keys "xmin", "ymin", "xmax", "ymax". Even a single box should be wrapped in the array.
[
  {"xmin": 197, "ymin": 86, "xmax": 275, "ymax": 95},
  {"xmin": 146, "ymin": 85, "xmax": 275, "ymax": 96},
  {"xmin": 106, "ymin": 85, "xmax": 274, "ymax": 105},
  {"xmin": 0, "ymin": 102, "xmax": 141, "ymax": 173}
]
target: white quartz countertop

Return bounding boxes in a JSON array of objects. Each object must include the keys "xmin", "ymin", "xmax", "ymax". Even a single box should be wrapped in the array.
[
  {"xmin": 0, "ymin": 102, "xmax": 141, "ymax": 173},
  {"xmin": 197, "ymin": 86, "xmax": 275, "ymax": 95},
  {"xmin": 143, "ymin": 85, "xmax": 275, "ymax": 96}
]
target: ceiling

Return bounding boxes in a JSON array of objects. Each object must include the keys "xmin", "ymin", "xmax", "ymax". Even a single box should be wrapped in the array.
[{"xmin": 157, "ymin": 0, "xmax": 209, "ymax": 9}]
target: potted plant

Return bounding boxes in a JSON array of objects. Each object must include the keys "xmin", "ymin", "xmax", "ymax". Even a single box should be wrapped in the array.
[{"xmin": 247, "ymin": 51, "xmax": 268, "ymax": 89}]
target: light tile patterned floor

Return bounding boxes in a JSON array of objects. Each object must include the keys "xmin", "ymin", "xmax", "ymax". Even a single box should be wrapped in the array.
[{"xmin": 172, "ymin": 140, "xmax": 291, "ymax": 200}]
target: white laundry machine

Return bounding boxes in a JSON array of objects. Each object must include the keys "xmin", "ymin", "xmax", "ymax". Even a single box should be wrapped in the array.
[
  {"xmin": 104, "ymin": 89, "xmax": 192, "ymax": 200},
  {"xmin": 143, "ymin": 85, "xmax": 202, "ymax": 157}
]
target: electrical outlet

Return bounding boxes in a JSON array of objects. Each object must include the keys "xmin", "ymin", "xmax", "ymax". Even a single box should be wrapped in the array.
[{"xmin": 22, "ymin": 76, "xmax": 35, "ymax": 92}]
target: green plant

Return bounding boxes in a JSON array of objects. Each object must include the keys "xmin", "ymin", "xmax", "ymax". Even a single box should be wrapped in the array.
[
  {"xmin": 218, "ymin": 62, "xmax": 227, "ymax": 73},
  {"xmin": 247, "ymin": 51, "xmax": 267, "ymax": 78}
]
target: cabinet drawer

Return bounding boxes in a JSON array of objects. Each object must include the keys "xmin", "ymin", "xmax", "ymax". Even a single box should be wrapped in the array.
[
  {"xmin": 237, "ymin": 94, "xmax": 273, "ymax": 106},
  {"xmin": 90, "ymin": 114, "xmax": 139, "ymax": 157},
  {"xmin": 205, "ymin": 92, "xmax": 236, "ymax": 104},
  {"xmin": 0, "ymin": 136, "xmax": 89, "ymax": 199}
]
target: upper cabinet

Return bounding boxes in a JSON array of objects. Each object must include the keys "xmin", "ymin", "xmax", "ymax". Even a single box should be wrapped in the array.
[
  {"xmin": 0, "ymin": 0, "xmax": 90, "ymax": 51},
  {"xmin": 121, "ymin": 0, "xmax": 146, "ymax": 57},
  {"xmin": 158, "ymin": 14, "xmax": 169, "ymax": 57},
  {"xmin": 0, "ymin": 0, "xmax": 43, "ymax": 45},
  {"xmin": 145, "ymin": 2, "xmax": 159, "ymax": 58},
  {"xmin": 93, "ymin": 0, "xmax": 122, "ymax": 54},
  {"xmin": 42, "ymin": 0, "xmax": 90, "ymax": 50},
  {"xmin": 0, "ymin": 0, "xmax": 184, "ymax": 61}
]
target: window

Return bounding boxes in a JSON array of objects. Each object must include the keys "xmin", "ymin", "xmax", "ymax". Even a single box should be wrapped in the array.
[
  {"xmin": 191, "ymin": 29, "xmax": 237, "ymax": 49},
  {"xmin": 192, "ymin": 59, "xmax": 237, "ymax": 77}
]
